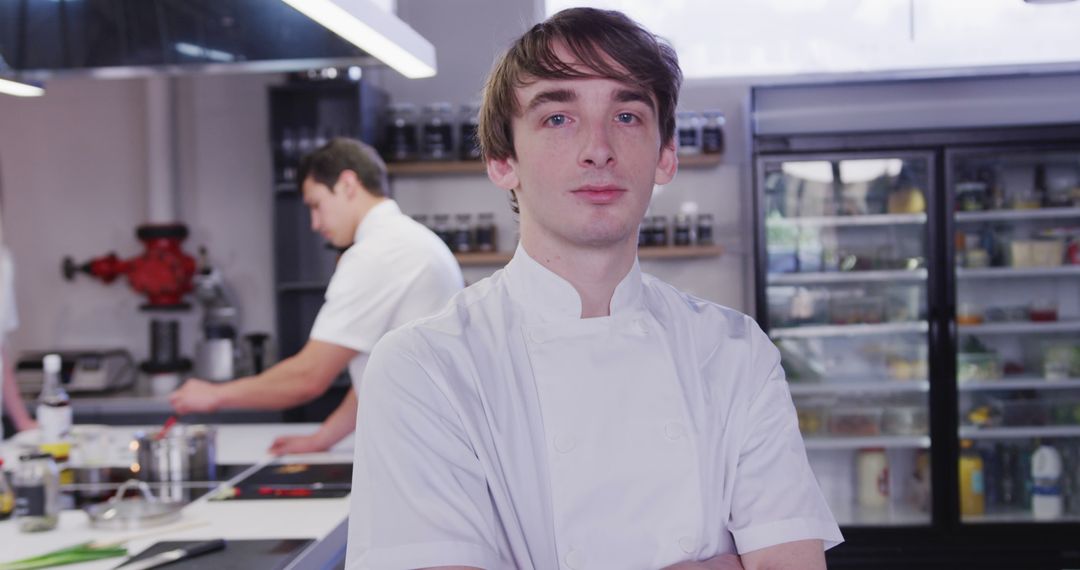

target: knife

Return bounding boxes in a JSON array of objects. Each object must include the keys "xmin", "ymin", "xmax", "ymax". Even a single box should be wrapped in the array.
[{"xmin": 116, "ymin": 539, "xmax": 226, "ymax": 570}]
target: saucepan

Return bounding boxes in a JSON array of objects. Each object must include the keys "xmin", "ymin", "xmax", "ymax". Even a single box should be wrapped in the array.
[{"xmin": 131, "ymin": 424, "xmax": 217, "ymax": 502}]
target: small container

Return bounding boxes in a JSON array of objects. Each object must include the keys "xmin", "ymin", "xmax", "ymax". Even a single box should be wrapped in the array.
[
  {"xmin": 432, "ymin": 214, "xmax": 453, "ymax": 250},
  {"xmin": 882, "ymin": 406, "xmax": 928, "ymax": 436},
  {"xmin": 959, "ymin": 440, "xmax": 985, "ymax": 516},
  {"xmin": 673, "ymin": 214, "xmax": 692, "ymax": 246},
  {"xmin": 475, "ymin": 213, "xmax": 497, "ymax": 253},
  {"xmin": 957, "ymin": 352, "xmax": 1002, "ymax": 383},
  {"xmin": 453, "ymin": 214, "xmax": 474, "ymax": 254},
  {"xmin": 1029, "ymin": 300, "xmax": 1059, "ymax": 322},
  {"xmin": 696, "ymin": 213, "xmax": 714, "ymax": 246},
  {"xmin": 14, "ymin": 452, "xmax": 60, "ymax": 532},
  {"xmin": 383, "ymin": 103, "xmax": 419, "ymax": 162},
  {"xmin": 0, "ymin": 458, "xmax": 14, "ymax": 520},
  {"xmin": 420, "ymin": 102, "xmax": 456, "ymax": 161},
  {"xmin": 828, "ymin": 406, "xmax": 882, "ymax": 436},
  {"xmin": 675, "ymin": 111, "xmax": 702, "ymax": 156},
  {"xmin": 701, "ymin": 110, "xmax": 725, "ymax": 154},
  {"xmin": 650, "ymin": 216, "xmax": 669, "ymax": 247},
  {"xmin": 458, "ymin": 104, "xmax": 482, "ymax": 161},
  {"xmin": 856, "ymin": 448, "xmax": 889, "ymax": 508}
]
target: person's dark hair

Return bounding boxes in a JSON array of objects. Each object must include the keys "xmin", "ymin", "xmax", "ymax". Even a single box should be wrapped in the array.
[
  {"xmin": 298, "ymin": 137, "xmax": 388, "ymax": 197},
  {"xmin": 478, "ymin": 8, "xmax": 682, "ymax": 212}
]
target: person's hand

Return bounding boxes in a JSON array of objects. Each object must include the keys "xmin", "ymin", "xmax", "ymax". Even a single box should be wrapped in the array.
[
  {"xmin": 269, "ymin": 433, "xmax": 330, "ymax": 455},
  {"xmin": 662, "ymin": 554, "xmax": 744, "ymax": 570},
  {"xmin": 168, "ymin": 378, "xmax": 222, "ymax": 414}
]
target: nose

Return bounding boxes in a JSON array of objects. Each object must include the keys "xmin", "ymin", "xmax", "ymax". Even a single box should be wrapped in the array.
[{"xmin": 578, "ymin": 120, "xmax": 615, "ymax": 169}]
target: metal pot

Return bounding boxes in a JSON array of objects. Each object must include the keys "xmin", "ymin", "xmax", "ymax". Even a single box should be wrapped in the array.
[{"xmin": 132, "ymin": 424, "xmax": 217, "ymax": 502}]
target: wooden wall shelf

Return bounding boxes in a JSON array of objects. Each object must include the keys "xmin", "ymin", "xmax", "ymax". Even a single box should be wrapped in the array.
[{"xmin": 455, "ymin": 245, "xmax": 723, "ymax": 267}]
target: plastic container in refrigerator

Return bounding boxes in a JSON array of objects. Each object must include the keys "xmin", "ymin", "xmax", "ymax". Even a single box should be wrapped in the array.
[{"xmin": 828, "ymin": 406, "xmax": 883, "ymax": 436}]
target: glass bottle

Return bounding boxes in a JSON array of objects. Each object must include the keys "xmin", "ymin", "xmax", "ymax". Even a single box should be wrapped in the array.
[
  {"xmin": 383, "ymin": 103, "xmax": 419, "ymax": 162},
  {"xmin": 475, "ymin": 213, "xmax": 497, "ymax": 253},
  {"xmin": 37, "ymin": 354, "xmax": 71, "ymax": 443},
  {"xmin": 432, "ymin": 214, "xmax": 453, "ymax": 251},
  {"xmin": 454, "ymin": 214, "xmax": 474, "ymax": 254},
  {"xmin": 421, "ymin": 102, "xmax": 456, "ymax": 161},
  {"xmin": 701, "ymin": 110, "xmax": 725, "ymax": 154},
  {"xmin": 651, "ymin": 216, "xmax": 669, "ymax": 247},
  {"xmin": 1032, "ymin": 444, "xmax": 1064, "ymax": 520},
  {"xmin": 856, "ymin": 448, "xmax": 889, "ymax": 508},
  {"xmin": 0, "ymin": 458, "xmax": 14, "ymax": 520},
  {"xmin": 459, "ymin": 104, "xmax": 482, "ymax": 161},
  {"xmin": 676, "ymin": 111, "xmax": 702, "ymax": 156},
  {"xmin": 14, "ymin": 452, "xmax": 60, "ymax": 532},
  {"xmin": 696, "ymin": 213, "xmax": 714, "ymax": 246}
]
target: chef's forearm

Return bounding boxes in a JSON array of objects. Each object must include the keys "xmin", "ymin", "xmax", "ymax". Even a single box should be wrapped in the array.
[
  {"xmin": 216, "ymin": 354, "xmax": 326, "ymax": 410},
  {"xmin": 311, "ymin": 388, "xmax": 357, "ymax": 448},
  {"xmin": 2, "ymin": 347, "xmax": 35, "ymax": 429}
]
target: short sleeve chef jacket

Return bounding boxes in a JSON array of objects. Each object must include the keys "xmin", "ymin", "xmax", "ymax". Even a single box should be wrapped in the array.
[
  {"xmin": 308, "ymin": 200, "xmax": 463, "ymax": 388},
  {"xmin": 347, "ymin": 245, "xmax": 842, "ymax": 570}
]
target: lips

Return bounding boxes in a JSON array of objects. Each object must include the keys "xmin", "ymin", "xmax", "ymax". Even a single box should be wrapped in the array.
[{"xmin": 572, "ymin": 185, "xmax": 627, "ymax": 205}]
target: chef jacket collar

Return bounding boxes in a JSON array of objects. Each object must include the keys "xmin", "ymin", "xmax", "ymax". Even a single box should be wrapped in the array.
[
  {"xmin": 504, "ymin": 243, "xmax": 644, "ymax": 323},
  {"xmin": 354, "ymin": 199, "xmax": 400, "ymax": 243}
]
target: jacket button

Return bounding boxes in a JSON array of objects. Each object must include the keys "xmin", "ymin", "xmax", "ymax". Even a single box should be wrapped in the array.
[
  {"xmin": 554, "ymin": 434, "xmax": 577, "ymax": 453},
  {"xmin": 679, "ymin": 536, "xmax": 695, "ymax": 553},
  {"xmin": 665, "ymin": 421, "xmax": 685, "ymax": 440},
  {"xmin": 565, "ymin": 548, "xmax": 584, "ymax": 569}
]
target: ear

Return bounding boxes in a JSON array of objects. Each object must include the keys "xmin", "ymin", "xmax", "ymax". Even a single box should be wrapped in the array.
[
  {"xmin": 486, "ymin": 156, "xmax": 520, "ymax": 192},
  {"xmin": 654, "ymin": 141, "xmax": 678, "ymax": 186},
  {"xmin": 337, "ymin": 169, "xmax": 361, "ymax": 199}
]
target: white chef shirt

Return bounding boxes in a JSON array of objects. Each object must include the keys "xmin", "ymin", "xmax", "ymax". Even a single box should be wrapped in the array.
[
  {"xmin": 308, "ymin": 200, "xmax": 463, "ymax": 388},
  {"xmin": 347, "ymin": 245, "xmax": 843, "ymax": 570},
  {"xmin": 0, "ymin": 248, "xmax": 19, "ymax": 440}
]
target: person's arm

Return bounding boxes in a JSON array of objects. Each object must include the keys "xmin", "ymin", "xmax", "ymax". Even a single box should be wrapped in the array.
[
  {"xmin": 740, "ymin": 540, "xmax": 824, "ymax": 570},
  {"xmin": 2, "ymin": 346, "xmax": 37, "ymax": 431},
  {"xmin": 169, "ymin": 339, "xmax": 356, "ymax": 414},
  {"xmin": 269, "ymin": 387, "xmax": 358, "ymax": 455}
]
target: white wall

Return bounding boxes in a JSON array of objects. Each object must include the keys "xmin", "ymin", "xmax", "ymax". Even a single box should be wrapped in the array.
[{"xmin": 0, "ymin": 73, "xmax": 278, "ymax": 362}]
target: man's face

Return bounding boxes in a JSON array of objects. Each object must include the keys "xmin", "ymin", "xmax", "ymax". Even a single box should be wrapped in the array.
[
  {"xmin": 487, "ymin": 45, "xmax": 676, "ymax": 252},
  {"xmin": 301, "ymin": 176, "xmax": 354, "ymax": 248}
]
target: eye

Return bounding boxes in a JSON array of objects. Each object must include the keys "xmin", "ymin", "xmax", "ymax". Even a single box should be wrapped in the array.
[
  {"xmin": 616, "ymin": 112, "xmax": 638, "ymax": 124},
  {"xmin": 544, "ymin": 114, "xmax": 569, "ymax": 127}
]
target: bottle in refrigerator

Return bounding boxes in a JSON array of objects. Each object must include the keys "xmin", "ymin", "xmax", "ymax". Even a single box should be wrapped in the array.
[
  {"xmin": 959, "ymin": 439, "xmax": 986, "ymax": 516},
  {"xmin": 856, "ymin": 448, "xmax": 889, "ymax": 508},
  {"xmin": 1031, "ymin": 444, "xmax": 1064, "ymax": 520},
  {"xmin": 36, "ymin": 354, "xmax": 71, "ymax": 443}
]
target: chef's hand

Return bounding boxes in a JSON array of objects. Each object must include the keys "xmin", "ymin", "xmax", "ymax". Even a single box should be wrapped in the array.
[
  {"xmin": 269, "ymin": 433, "xmax": 330, "ymax": 455},
  {"xmin": 169, "ymin": 378, "xmax": 221, "ymax": 414},
  {"xmin": 661, "ymin": 554, "xmax": 744, "ymax": 570}
]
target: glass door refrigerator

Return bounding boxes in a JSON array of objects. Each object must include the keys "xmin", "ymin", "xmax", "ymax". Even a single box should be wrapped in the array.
[
  {"xmin": 948, "ymin": 144, "xmax": 1080, "ymax": 527},
  {"xmin": 754, "ymin": 129, "xmax": 1080, "ymax": 565},
  {"xmin": 755, "ymin": 152, "xmax": 939, "ymax": 529}
]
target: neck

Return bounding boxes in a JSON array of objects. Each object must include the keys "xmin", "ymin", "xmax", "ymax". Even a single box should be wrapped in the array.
[
  {"xmin": 520, "ymin": 227, "xmax": 638, "ymax": 319},
  {"xmin": 351, "ymin": 195, "xmax": 388, "ymax": 235}
]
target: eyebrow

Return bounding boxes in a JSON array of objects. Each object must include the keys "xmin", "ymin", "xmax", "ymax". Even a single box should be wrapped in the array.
[
  {"xmin": 614, "ymin": 88, "xmax": 655, "ymax": 111},
  {"xmin": 524, "ymin": 88, "xmax": 576, "ymax": 113}
]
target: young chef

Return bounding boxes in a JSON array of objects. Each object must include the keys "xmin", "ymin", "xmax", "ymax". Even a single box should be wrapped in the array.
[
  {"xmin": 0, "ymin": 205, "xmax": 37, "ymax": 439},
  {"xmin": 169, "ymin": 138, "xmax": 463, "ymax": 454},
  {"xmin": 345, "ymin": 8, "xmax": 842, "ymax": 570}
]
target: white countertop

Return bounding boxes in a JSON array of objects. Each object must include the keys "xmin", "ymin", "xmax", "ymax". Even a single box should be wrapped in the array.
[{"xmin": 1, "ymin": 423, "xmax": 355, "ymax": 569}]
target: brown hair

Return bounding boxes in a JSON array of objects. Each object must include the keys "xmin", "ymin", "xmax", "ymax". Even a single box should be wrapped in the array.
[
  {"xmin": 479, "ymin": 7, "xmax": 682, "ymax": 164},
  {"xmin": 298, "ymin": 137, "xmax": 388, "ymax": 197}
]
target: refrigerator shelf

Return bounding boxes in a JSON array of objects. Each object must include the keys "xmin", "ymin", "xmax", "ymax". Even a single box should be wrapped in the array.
[
  {"xmin": 789, "ymin": 380, "xmax": 930, "ymax": 396},
  {"xmin": 803, "ymin": 435, "xmax": 931, "ymax": 450},
  {"xmin": 771, "ymin": 321, "xmax": 928, "ymax": 339},
  {"xmin": 963, "ymin": 511, "xmax": 1080, "ymax": 525},
  {"xmin": 960, "ymin": 377, "xmax": 1080, "ymax": 391},
  {"xmin": 768, "ymin": 269, "xmax": 928, "ymax": 286},
  {"xmin": 957, "ymin": 265, "xmax": 1080, "ymax": 280},
  {"xmin": 765, "ymin": 213, "xmax": 927, "ymax": 228},
  {"xmin": 957, "ymin": 320, "xmax": 1080, "ymax": 335},
  {"xmin": 958, "ymin": 426, "xmax": 1080, "ymax": 439},
  {"xmin": 831, "ymin": 502, "xmax": 931, "ymax": 528},
  {"xmin": 955, "ymin": 207, "xmax": 1080, "ymax": 224}
]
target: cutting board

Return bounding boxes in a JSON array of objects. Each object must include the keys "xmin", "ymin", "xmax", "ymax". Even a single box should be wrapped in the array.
[
  {"xmin": 227, "ymin": 462, "xmax": 352, "ymax": 500},
  {"xmin": 116, "ymin": 539, "xmax": 313, "ymax": 569}
]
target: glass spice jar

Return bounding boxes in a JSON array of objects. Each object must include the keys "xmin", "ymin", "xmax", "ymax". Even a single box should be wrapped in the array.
[{"xmin": 421, "ymin": 102, "xmax": 456, "ymax": 161}]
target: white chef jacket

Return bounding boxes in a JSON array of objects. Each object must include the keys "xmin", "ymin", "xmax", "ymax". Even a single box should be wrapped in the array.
[
  {"xmin": 0, "ymin": 248, "xmax": 19, "ymax": 440},
  {"xmin": 347, "ymin": 245, "xmax": 842, "ymax": 570},
  {"xmin": 308, "ymin": 200, "xmax": 463, "ymax": 388}
]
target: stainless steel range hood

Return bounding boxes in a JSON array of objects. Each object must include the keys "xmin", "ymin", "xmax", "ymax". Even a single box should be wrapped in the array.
[{"xmin": 0, "ymin": 0, "xmax": 436, "ymax": 80}]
